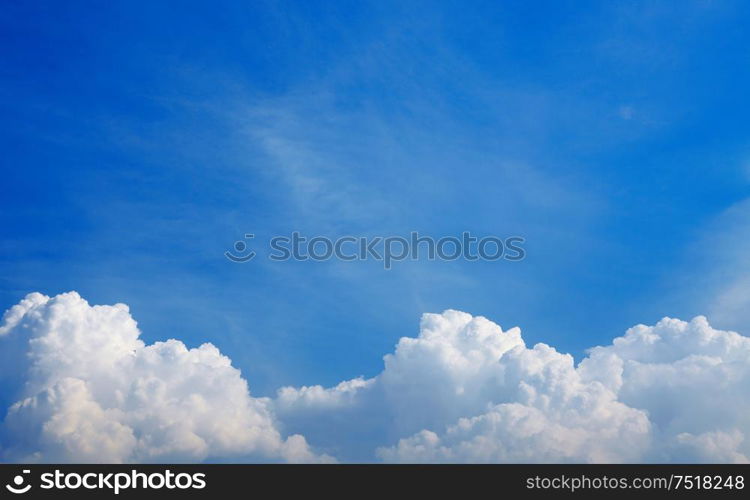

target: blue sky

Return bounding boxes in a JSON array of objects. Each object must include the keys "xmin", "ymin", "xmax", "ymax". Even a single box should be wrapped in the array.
[{"xmin": 2, "ymin": 0, "xmax": 750, "ymax": 402}]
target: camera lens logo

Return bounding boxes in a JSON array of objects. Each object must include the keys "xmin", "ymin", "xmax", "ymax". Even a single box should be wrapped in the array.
[
  {"xmin": 225, "ymin": 233, "xmax": 256, "ymax": 263},
  {"xmin": 6, "ymin": 470, "xmax": 32, "ymax": 494}
]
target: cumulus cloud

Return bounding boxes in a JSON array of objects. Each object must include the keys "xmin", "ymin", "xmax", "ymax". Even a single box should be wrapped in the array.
[
  {"xmin": 2, "ymin": 292, "xmax": 749, "ymax": 463},
  {"xmin": 275, "ymin": 311, "xmax": 750, "ymax": 463},
  {"xmin": 0, "ymin": 292, "xmax": 332, "ymax": 463}
]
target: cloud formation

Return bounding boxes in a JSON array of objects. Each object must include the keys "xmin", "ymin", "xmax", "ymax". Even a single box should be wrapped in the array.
[
  {"xmin": 1, "ymin": 292, "xmax": 749, "ymax": 463},
  {"xmin": 276, "ymin": 311, "xmax": 750, "ymax": 463},
  {"xmin": 0, "ymin": 292, "xmax": 331, "ymax": 463}
]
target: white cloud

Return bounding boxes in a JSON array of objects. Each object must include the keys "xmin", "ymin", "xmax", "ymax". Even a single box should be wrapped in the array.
[
  {"xmin": 0, "ymin": 292, "xmax": 332, "ymax": 463},
  {"xmin": 276, "ymin": 311, "xmax": 750, "ymax": 463},
  {"xmin": 2, "ymin": 292, "xmax": 749, "ymax": 463}
]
